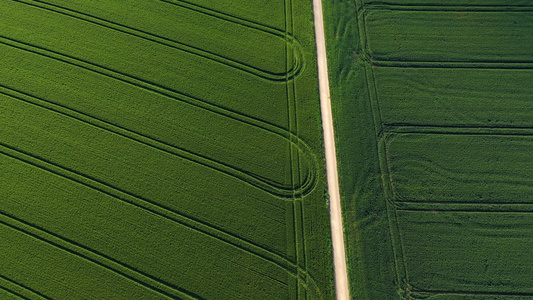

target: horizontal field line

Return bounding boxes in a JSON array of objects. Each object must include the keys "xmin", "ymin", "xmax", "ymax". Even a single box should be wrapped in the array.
[
  {"xmin": 0, "ymin": 143, "xmax": 303, "ymax": 284},
  {"xmin": 398, "ymin": 199, "xmax": 533, "ymax": 205},
  {"xmin": 396, "ymin": 201, "xmax": 533, "ymax": 213},
  {"xmin": 14, "ymin": 0, "xmax": 302, "ymax": 81},
  {"xmin": 410, "ymin": 287, "xmax": 533, "ymax": 298},
  {"xmin": 371, "ymin": 60, "xmax": 533, "ymax": 69},
  {"xmin": 0, "ymin": 211, "xmax": 199, "ymax": 300},
  {"xmin": 0, "ymin": 35, "xmax": 318, "ymax": 198},
  {"xmin": 0, "ymin": 85, "xmax": 297, "ymax": 200},
  {"xmin": 386, "ymin": 123, "xmax": 533, "ymax": 130},
  {"xmin": 0, "ymin": 274, "xmax": 48, "ymax": 300},
  {"xmin": 364, "ymin": 3, "xmax": 533, "ymax": 12},
  {"xmin": 384, "ymin": 124, "xmax": 533, "ymax": 136}
]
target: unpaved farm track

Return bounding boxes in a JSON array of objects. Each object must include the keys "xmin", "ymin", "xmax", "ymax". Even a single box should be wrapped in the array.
[{"xmin": 312, "ymin": 0, "xmax": 351, "ymax": 299}]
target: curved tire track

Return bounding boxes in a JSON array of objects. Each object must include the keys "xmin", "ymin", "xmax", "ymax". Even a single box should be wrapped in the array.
[
  {"xmin": 158, "ymin": 0, "xmax": 305, "ymax": 79},
  {"xmin": 13, "ymin": 0, "xmax": 303, "ymax": 81},
  {"xmin": 0, "ymin": 35, "xmax": 318, "ymax": 199},
  {"xmin": 0, "ymin": 143, "xmax": 324, "ymax": 299},
  {"xmin": 0, "ymin": 85, "xmax": 307, "ymax": 200},
  {"xmin": 1, "ymin": 1, "xmax": 325, "ymax": 296},
  {"xmin": 0, "ymin": 143, "xmax": 325, "ymax": 295}
]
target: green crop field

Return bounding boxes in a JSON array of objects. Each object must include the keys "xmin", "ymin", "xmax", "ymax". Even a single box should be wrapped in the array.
[
  {"xmin": 325, "ymin": 0, "xmax": 533, "ymax": 299},
  {"xmin": 0, "ymin": 0, "xmax": 334, "ymax": 299}
]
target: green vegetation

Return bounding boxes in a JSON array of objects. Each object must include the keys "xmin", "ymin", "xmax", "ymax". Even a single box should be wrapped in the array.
[
  {"xmin": 375, "ymin": 68, "xmax": 533, "ymax": 127},
  {"xmin": 325, "ymin": 0, "xmax": 533, "ymax": 299},
  {"xmin": 364, "ymin": 0, "xmax": 532, "ymax": 6},
  {"xmin": 0, "ymin": 0, "xmax": 333, "ymax": 299},
  {"xmin": 397, "ymin": 211, "xmax": 533, "ymax": 297},
  {"xmin": 388, "ymin": 133, "xmax": 533, "ymax": 204},
  {"xmin": 323, "ymin": 0, "xmax": 398, "ymax": 299},
  {"xmin": 366, "ymin": 10, "xmax": 533, "ymax": 63}
]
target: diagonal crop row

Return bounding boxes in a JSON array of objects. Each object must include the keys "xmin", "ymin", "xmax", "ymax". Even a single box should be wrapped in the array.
[
  {"xmin": 0, "ymin": 143, "xmax": 320, "ymax": 298},
  {"xmin": 13, "ymin": 0, "xmax": 303, "ymax": 81},
  {"xmin": 159, "ymin": 0, "xmax": 305, "ymax": 80},
  {"xmin": 0, "ymin": 86, "xmax": 301, "ymax": 200},
  {"xmin": 0, "ymin": 142, "xmax": 316, "ymax": 288},
  {"xmin": 0, "ymin": 141, "xmax": 324, "ymax": 300},
  {"xmin": 0, "ymin": 287, "xmax": 26, "ymax": 300},
  {"xmin": 0, "ymin": 274, "xmax": 49, "ymax": 300},
  {"xmin": 0, "ymin": 35, "xmax": 318, "ymax": 199},
  {"xmin": 0, "ymin": 207, "xmax": 199, "ymax": 300},
  {"xmin": 0, "ymin": 1, "xmax": 325, "ymax": 299},
  {"xmin": 158, "ymin": 0, "xmax": 304, "ymax": 60},
  {"xmin": 0, "ymin": 286, "xmax": 29, "ymax": 300}
]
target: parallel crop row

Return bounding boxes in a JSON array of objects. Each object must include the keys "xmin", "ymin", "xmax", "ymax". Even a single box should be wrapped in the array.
[
  {"xmin": 327, "ymin": 0, "xmax": 533, "ymax": 298},
  {"xmin": 0, "ymin": 0, "xmax": 332, "ymax": 299},
  {"xmin": 364, "ymin": 2, "xmax": 533, "ymax": 298}
]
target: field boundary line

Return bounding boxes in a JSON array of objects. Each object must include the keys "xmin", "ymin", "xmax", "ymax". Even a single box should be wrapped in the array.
[
  {"xmin": 0, "ymin": 210, "xmax": 200, "ymax": 300},
  {"xmin": 359, "ymin": 2, "xmax": 533, "ymax": 298},
  {"xmin": 313, "ymin": 0, "xmax": 349, "ymax": 299},
  {"xmin": 409, "ymin": 287, "xmax": 533, "ymax": 299},
  {"xmin": 372, "ymin": 60, "xmax": 533, "ymax": 69},
  {"xmin": 387, "ymin": 131, "xmax": 533, "ymax": 137},
  {"xmin": 364, "ymin": 3, "xmax": 533, "ymax": 12},
  {"xmin": 0, "ymin": 143, "xmax": 330, "ymax": 291},
  {"xmin": 0, "ymin": 85, "xmax": 303, "ymax": 200},
  {"xmin": 397, "ymin": 202, "xmax": 533, "ymax": 213},
  {"xmin": 398, "ymin": 200, "xmax": 533, "ymax": 206},
  {"xmin": 14, "ymin": 0, "xmax": 302, "ymax": 81},
  {"xmin": 385, "ymin": 124, "xmax": 533, "ymax": 136},
  {"xmin": 355, "ymin": 0, "xmax": 411, "ymax": 296},
  {"xmin": 0, "ymin": 274, "xmax": 49, "ymax": 300},
  {"xmin": 0, "ymin": 36, "xmax": 318, "ymax": 198}
]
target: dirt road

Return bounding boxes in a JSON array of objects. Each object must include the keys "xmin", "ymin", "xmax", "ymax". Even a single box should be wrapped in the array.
[{"xmin": 312, "ymin": 1, "xmax": 351, "ymax": 299}]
